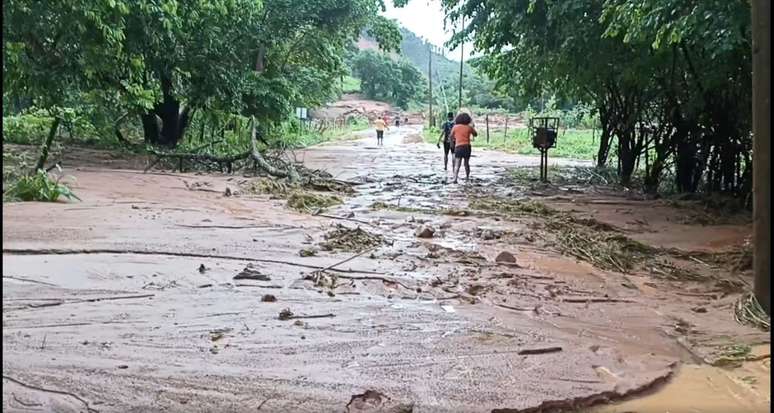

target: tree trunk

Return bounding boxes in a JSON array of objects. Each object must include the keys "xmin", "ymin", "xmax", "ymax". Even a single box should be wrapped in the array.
[
  {"xmin": 675, "ymin": 139, "xmax": 697, "ymax": 192},
  {"xmin": 249, "ymin": 116, "xmax": 301, "ymax": 182},
  {"xmin": 596, "ymin": 127, "xmax": 612, "ymax": 168},
  {"xmin": 752, "ymin": 0, "xmax": 770, "ymax": 315},
  {"xmin": 618, "ymin": 130, "xmax": 639, "ymax": 186},
  {"xmin": 142, "ymin": 74, "xmax": 192, "ymax": 147},
  {"xmin": 141, "ymin": 113, "xmax": 160, "ymax": 145},
  {"xmin": 34, "ymin": 117, "xmax": 61, "ymax": 173}
]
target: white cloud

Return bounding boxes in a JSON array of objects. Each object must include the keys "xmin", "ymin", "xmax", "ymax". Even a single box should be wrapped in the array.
[{"xmin": 382, "ymin": 0, "xmax": 476, "ymax": 61}]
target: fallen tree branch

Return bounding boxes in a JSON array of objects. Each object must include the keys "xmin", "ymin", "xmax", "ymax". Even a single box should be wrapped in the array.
[
  {"xmin": 560, "ymin": 297, "xmax": 634, "ymax": 303},
  {"xmin": 3, "ymin": 275, "xmax": 59, "ymax": 287},
  {"xmin": 318, "ymin": 248, "xmax": 375, "ymax": 273},
  {"xmin": 286, "ymin": 313, "xmax": 335, "ymax": 320},
  {"xmin": 495, "ymin": 303, "xmax": 537, "ymax": 312},
  {"xmin": 336, "ymin": 275, "xmax": 413, "ymax": 290},
  {"xmin": 3, "ymin": 375, "xmax": 99, "ymax": 413},
  {"xmin": 146, "ymin": 147, "xmax": 251, "ymax": 173},
  {"xmin": 174, "ymin": 224, "xmax": 271, "ymax": 229},
  {"xmin": 3, "ymin": 248, "xmax": 383, "ymax": 275},
  {"xmin": 12, "ymin": 294, "xmax": 155, "ymax": 310},
  {"xmin": 517, "ymin": 346, "xmax": 563, "ymax": 355},
  {"xmin": 250, "ymin": 115, "xmax": 301, "ymax": 182},
  {"xmin": 235, "ymin": 284, "xmax": 283, "ymax": 288},
  {"xmin": 313, "ymin": 212, "xmax": 376, "ymax": 227}
]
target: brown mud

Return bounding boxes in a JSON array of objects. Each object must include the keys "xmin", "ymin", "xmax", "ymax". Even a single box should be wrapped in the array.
[{"xmin": 2, "ymin": 124, "xmax": 768, "ymax": 412}]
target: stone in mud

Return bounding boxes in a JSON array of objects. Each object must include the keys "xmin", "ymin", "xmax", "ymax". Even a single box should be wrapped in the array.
[
  {"xmin": 299, "ymin": 248, "xmax": 317, "ymax": 257},
  {"xmin": 261, "ymin": 294, "xmax": 277, "ymax": 302},
  {"xmin": 278, "ymin": 308, "xmax": 294, "ymax": 320},
  {"xmin": 346, "ymin": 390, "xmax": 414, "ymax": 413},
  {"xmin": 233, "ymin": 265, "xmax": 271, "ymax": 281},
  {"xmin": 415, "ymin": 226, "xmax": 435, "ymax": 238},
  {"xmin": 481, "ymin": 229, "xmax": 496, "ymax": 240},
  {"xmin": 495, "ymin": 251, "xmax": 518, "ymax": 264}
]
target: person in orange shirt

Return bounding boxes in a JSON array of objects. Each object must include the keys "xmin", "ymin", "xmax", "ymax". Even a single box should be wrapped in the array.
[
  {"xmin": 373, "ymin": 117, "xmax": 388, "ymax": 146},
  {"xmin": 450, "ymin": 112, "xmax": 478, "ymax": 183}
]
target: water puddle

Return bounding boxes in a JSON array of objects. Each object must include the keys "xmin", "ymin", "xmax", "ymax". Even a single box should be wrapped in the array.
[{"xmin": 593, "ymin": 345, "xmax": 770, "ymax": 413}]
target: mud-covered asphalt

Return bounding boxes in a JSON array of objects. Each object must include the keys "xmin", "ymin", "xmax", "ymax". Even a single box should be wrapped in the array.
[{"xmin": 2, "ymin": 125, "xmax": 768, "ymax": 412}]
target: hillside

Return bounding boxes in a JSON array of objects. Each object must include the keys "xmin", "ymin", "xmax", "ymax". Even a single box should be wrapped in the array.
[
  {"xmin": 397, "ymin": 28, "xmax": 474, "ymax": 83},
  {"xmin": 358, "ymin": 28, "xmax": 474, "ymax": 84}
]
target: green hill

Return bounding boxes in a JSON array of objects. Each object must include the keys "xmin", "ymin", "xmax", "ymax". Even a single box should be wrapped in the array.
[{"xmin": 397, "ymin": 28, "xmax": 473, "ymax": 83}]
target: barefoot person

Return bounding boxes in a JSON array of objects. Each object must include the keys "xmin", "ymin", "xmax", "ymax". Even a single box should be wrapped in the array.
[
  {"xmin": 373, "ymin": 116, "xmax": 388, "ymax": 146},
  {"xmin": 450, "ymin": 112, "xmax": 477, "ymax": 183},
  {"xmin": 436, "ymin": 112, "xmax": 455, "ymax": 170}
]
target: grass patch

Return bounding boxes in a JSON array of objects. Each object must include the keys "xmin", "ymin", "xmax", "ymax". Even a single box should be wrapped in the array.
[
  {"xmin": 285, "ymin": 118, "xmax": 369, "ymax": 148},
  {"xmin": 544, "ymin": 215, "xmax": 655, "ymax": 273},
  {"xmin": 242, "ymin": 176, "xmax": 349, "ymax": 213},
  {"xmin": 734, "ymin": 293, "xmax": 770, "ymax": 332},
  {"xmin": 469, "ymin": 197, "xmax": 556, "ymax": 217},
  {"xmin": 423, "ymin": 126, "xmax": 598, "ymax": 160},
  {"xmin": 243, "ymin": 177, "xmax": 294, "ymax": 197},
  {"xmin": 509, "ymin": 166, "xmax": 620, "ymax": 187},
  {"xmin": 319, "ymin": 224, "xmax": 385, "ymax": 252},
  {"xmin": 286, "ymin": 191, "xmax": 342, "ymax": 212},
  {"xmin": 712, "ymin": 344, "xmax": 754, "ymax": 367},
  {"xmin": 466, "ymin": 193, "xmax": 704, "ymax": 278},
  {"xmin": 3, "ymin": 168, "xmax": 80, "ymax": 202}
]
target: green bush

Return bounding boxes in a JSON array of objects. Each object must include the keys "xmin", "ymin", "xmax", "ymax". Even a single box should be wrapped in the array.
[
  {"xmin": 423, "ymin": 125, "xmax": 598, "ymax": 160},
  {"xmin": 4, "ymin": 168, "xmax": 80, "ymax": 202},
  {"xmin": 2, "ymin": 110, "xmax": 54, "ymax": 145},
  {"xmin": 3, "ymin": 106, "xmax": 117, "ymax": 147}
]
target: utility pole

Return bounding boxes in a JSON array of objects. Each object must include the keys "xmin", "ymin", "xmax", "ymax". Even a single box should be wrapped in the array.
[
  {"xmin": 428, "ymin": 45, "xmax": 434, "ymax": 127},
  {"xmin": 752, "ymin": 0, "xmax": 770, "ymax": 314},
  {"xmin": 458, "ymin": 16, "xmax": 464, "ymax": 111}
]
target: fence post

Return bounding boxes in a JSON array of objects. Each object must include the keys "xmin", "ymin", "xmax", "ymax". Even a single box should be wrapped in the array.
[{"xmin": 486, "ymin": 114, "xmax": 490, "ymax": 144}]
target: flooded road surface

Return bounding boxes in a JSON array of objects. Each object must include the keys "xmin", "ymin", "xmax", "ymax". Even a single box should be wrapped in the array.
[{"xmin": 3, "ymin": 126, "xmax": 769, "ymax": 412}]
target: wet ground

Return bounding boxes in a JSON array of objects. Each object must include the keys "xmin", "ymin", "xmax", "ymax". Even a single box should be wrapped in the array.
[{"xmin": 2, "ymin": 125, "xmax": 769, "ymax": 412}]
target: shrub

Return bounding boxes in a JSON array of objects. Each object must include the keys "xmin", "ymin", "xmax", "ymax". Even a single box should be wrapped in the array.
[{"xmin": 4, "ymin": 168, "xmax": 80, "ymax": 202}]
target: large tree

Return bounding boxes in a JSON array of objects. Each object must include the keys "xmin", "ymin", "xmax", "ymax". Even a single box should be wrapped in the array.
[
  {"xmin": 443, "ymin": 0, "xmax": 752, "ymax": 193},
  {"xmin": 4, "ymin": 0, "xmax": 404, "ymax": 148},
  {"xmin": 352, "ymin": 50, "xmax": 424, "ymax": 109}
]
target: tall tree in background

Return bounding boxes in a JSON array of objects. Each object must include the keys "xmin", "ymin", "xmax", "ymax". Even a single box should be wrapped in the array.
[{"xmin": 352, "ymin": 50, "xmax": 423, "ymax": 109}]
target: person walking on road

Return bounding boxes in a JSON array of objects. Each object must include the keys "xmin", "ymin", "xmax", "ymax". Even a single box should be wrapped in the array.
[
  {"xmin": 436, "ymin": 112, "xmax": 456, "ymax": 171},
  {"xmin": 373, "ymin": 117, "xmax": 388, "ymax": 146},
  {"xmin": 450, "ymin": 112, "xmax": 478, "ymax": 184}
]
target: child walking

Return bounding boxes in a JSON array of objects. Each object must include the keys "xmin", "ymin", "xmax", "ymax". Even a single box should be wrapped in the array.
[{"xmin": 436, "ymin": 112, "xmax": 455, "ymax": 171}]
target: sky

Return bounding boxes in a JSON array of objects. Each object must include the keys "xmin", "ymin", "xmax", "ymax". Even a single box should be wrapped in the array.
[{"xmin": 382, "ymin": 0, "xmax": 475, "ymax": 62}]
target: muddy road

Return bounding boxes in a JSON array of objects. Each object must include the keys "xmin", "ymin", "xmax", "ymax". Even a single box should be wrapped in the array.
[{"xmin": 2, "ymin": 125, "xmax": 769, "ymax": 412}]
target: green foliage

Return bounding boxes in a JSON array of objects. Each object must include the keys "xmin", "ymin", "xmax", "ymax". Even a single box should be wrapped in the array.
[
  {"xmin": 2, "ymin": 111, "xmax": 54, "ymax": 145},
  {"xmin": 351, "ymin": 50, "xmax": 423, "ymax": 109},
  {"xmin": 366, "ymin": 15, "xmax": 403, "ymax": 52},
  {"xmin": 423, "ymin": 126, "xmax": 598, "ymax": 160},
  {"xmin": 4, "ymin": 0, "xmax": 406, "ymax": 147},
  {"xmin": 4, "ymin": 168, "xmax": 80, "ymax": 202},
  {"xmin": 443, "ymin": 0, "xmax": 753, "ymax": 195},
  {"xmin": 341, "ymin": 76, "xmax": 362, "ymax": 93}
]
